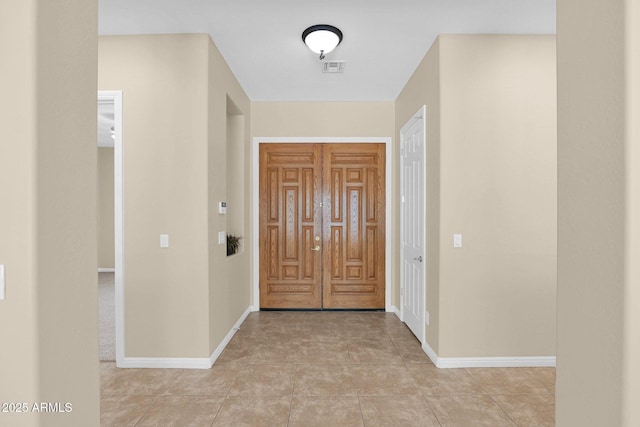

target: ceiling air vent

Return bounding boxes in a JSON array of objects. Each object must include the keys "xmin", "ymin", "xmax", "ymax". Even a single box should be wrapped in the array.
[{"xmin": 323, "ymin": 60, "xmax": 346, "ymax": 74}]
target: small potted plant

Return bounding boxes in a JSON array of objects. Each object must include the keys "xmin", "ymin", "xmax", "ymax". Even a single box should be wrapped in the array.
[{"xmin": 226, "ymin": 234, "xmax": 243, "ymax": 256}]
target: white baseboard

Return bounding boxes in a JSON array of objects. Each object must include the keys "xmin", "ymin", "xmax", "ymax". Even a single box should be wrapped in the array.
[
  {"xmin": 98, "ymin": 268, "xmax": 115, "ymax": 273},
  {"xmin": 209, "ymin": 306, "xmax": 252, "ymax": 366},
  {"xmin": 117, "ymin": 356, "xmax": 214, "ymax": 369},
  {"xmin": 422, "ymin": 341, "xmax": 556, "ymax": 368},
  {"xmin": 422, "ymin": 340, "xmax": 439, "ymax": 365},
  {"xmin": 118, "ymin": 306, "xmax": 252, "ymax": 369},
  {"xmin": 389, "ymin": 305, "xmax": 401, "ymax": 318}
]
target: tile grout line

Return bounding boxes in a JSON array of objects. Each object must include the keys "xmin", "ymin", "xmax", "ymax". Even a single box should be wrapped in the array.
[
  {"xmin": 356, "ymin": 395, "xmax": 366, "ymax": 427},
  {"xmin": 286, "ymin": 393, "xmax": 294, "ymax": 427},
  {"xmin": 462, "ymin": 367, "xmax": 491, "ymax": 394},
  {"xmin": 488, "ymin": 394, "xmax": 520, "ymax": 427},
  {"xmin": 421, "ymin": 394, "xmax": 444, "ymax": 427},
  {"xmin": 132, "ymin": 395, "xmax": 162, "ymax": 427},
  {"xmin": 208, "ymin": 395, "xmax": 227, "ymax": 427},
  {"xmin": 163, "ymin": 368, "xmax": 186, "ymax": 396}
]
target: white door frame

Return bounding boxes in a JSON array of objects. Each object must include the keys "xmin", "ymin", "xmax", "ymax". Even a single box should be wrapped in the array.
[
  {"xmin": 98, "ymin": 91, "xmax": 125, "ymax": 365},
  {"xmin": 251, "ymin": 137, "xmax": 393, "ymax": 312},
  {"xmin": 400, "ymin": 106, "xmax": 426, "ymax": 342}
]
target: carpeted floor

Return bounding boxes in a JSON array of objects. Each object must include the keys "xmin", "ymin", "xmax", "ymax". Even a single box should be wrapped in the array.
[{"xmin": 99, "ymin": 272, "xmax": 116, "ymax": 361}]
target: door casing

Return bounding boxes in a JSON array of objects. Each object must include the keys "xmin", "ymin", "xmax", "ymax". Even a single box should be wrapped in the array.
[
  {"xmin": 252, "ymin": 137, "xmax": 392, "ymax": 312},
  {"xmin": 400, "ymin": 106, "xmax": 427, "ymax": 343},
  {"xmin": 98, "ymin": 90, "xmax": 125, "ymax": 365}
]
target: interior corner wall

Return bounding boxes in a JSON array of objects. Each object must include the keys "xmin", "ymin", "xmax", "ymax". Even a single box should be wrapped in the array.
[
  {"xmin": 396, "ymin": 35, "xmax": 557, "ymax": 359},
  {"xmin": 395, "ymin": 38, "xmax": 442, "ymax": 354},
  {"xmin": 98, "ymin": 34, "xmax": 211, "ymax": 358},
  {"xmin": 207, "ymin": 38, "xmax": 252, "ymax": 355},
  {"xmin": 1, "ymin": 0, "xmax": 100, "ymax": 425},
  {"xmin": 98, "ymin": 147, "xmax": 115, "ymax": 268},
  {"xmin": 557, "ymin": 0, "xmax": 629, "ymax": 424}
]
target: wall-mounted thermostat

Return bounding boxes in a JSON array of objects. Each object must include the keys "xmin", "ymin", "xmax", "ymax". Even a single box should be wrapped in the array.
[{"xmin": 218, "ymin": 201, "xmax": 227, "ymax": 215}]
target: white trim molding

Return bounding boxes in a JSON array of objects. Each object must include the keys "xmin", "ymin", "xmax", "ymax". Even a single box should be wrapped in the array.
[
  {"xmin": 98, "ymin": 268, "xmax": 115, "ymax": 273},
  {"xmin": 421, "ymin": 340, "xmax": 556, "ymax": 369},
  {"xmin": 208, "ymin": 306, "xmax": 252, "ymax": 366},
  {"xmin": 118, "ymin": 306, "xmax": 252, "ymax": 369},
  {"xmin": 117, "ymin": 356, "xmax": 214, "ymax": 370},
  {"xmin": 390, "ymin": 306, "xmax": 401, "ymax": 318},
  {"xmin": 251, "ymin": 137, "xmax": 393, "ymax": 312},
  {"xmin": 98, "ymin": 90, "xmax": 125, "ymax": 367}
]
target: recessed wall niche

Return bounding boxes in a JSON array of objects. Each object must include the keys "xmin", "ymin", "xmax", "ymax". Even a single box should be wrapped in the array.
[{"xmin": 226, "ymin": 96, "xmax": 245, "ymax": 254}]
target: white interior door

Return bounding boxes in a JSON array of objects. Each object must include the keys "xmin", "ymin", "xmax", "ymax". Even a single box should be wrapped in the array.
[{"xmin": 400, "ymin": 106, "xmax": 426, "ymax": 343}]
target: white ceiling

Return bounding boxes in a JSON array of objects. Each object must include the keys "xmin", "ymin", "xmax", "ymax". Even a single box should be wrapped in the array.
[{"xmin": 98, "ymin": 0, "xmax": 556, "ymax": 102}]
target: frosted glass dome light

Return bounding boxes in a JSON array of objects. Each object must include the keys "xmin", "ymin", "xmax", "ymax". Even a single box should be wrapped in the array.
[{"xmin": 302, "ymin": 25, "xmax": 343, "ymax": 60}]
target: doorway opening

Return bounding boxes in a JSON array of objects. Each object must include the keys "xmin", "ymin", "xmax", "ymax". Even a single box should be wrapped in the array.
[
  {"xmin": 252, "ymin": 137, "xmax": 392, "ymax": 311},
  {"xmin": 97, "ymin": 91, "xmax": 124, "ymax": 365}
]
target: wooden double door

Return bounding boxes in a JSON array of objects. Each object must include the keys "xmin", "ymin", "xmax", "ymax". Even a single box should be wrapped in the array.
[{"xmin": 259, "ymin": 143, "xmax": 386, "ymax": 309}]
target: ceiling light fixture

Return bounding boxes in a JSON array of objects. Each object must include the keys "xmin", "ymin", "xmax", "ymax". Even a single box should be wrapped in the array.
[{"xmin": 302, "ymin": 25, "xmax": 343, "ymax": 60}]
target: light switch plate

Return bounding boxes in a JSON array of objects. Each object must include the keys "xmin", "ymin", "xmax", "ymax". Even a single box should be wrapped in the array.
[
  {"xmin": 218, "ymin": 231, "xmax": 226, "ymax": 245},
  {"xmin": 160, "ymin": 234, "xmax": 169, "ymax": 248},
  {"xmin": 0, "ymin": 264, "xmax": 5, "ymax": 300},
  {"xmin": 453, "ymin": 234, "xmax": 462, "ymax": 248}
]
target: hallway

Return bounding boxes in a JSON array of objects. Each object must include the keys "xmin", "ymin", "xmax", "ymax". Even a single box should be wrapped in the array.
[{"xmin": 100, "ymin": 311, "xmax": 555, "ymax": 426}]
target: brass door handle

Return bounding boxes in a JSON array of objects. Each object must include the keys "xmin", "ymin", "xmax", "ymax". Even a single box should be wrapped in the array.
[{"xmin": 311, "ymin": 245, "xmax": 321, "ymax": 251}]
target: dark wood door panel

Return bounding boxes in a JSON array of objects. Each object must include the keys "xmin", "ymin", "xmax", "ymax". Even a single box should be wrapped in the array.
[
  {"xmin": 322, "ymin": 144, "xmax": 386, "ymax": 309},
  {"xmin": 259, "ymin": 143, "xmax": 385, "ymax": 309},
  {"xmin": 259, "ymin": 144, "xmax": 322, "ymax": 309}
]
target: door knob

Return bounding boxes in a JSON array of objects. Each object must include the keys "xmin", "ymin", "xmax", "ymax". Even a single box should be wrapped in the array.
[
  {"xmin": 311, "ymin": 245, "xmax": 321, "ymax": 252},
  {"xmin": 414, "ymin": 256, "xmax": 423, "ymax": 262}
]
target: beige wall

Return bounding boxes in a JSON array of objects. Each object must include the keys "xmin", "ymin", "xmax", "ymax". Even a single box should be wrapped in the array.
[
  {"xmin": 99, "ymin": 35, "xmax": 211, "ymax": 358},
  {"xmin": 98, "ymin": 148, "xmax": 115, "ymax": 268},
  {"xmin": 252, "ymin": 102, "xmax": 395, "ymax": 138},
  {"xmin": 0, "ymin": 4, "xmax": 40, "ymax": 422},
  {"xmin": 557, "ymin": 0, "xmax": 640, "ymax": 425},
  {"xmin": 0, "ymin": 0, "xmax": 99, "ymax": 425},
  {"xmin": 207, "ymin": 38, "xmax": 252, "ymax": 354},
  {"xmin": 226, "ymin": 112, "xmax": 246, "ymax": 236},
  {"xmin": 396, "ymin": 35, "xmax": 557, "ymax": 358},
  {"xmin": 439, "ymin": 35, "xmax": 557, "ymax": 357},
  {"xmin": 99, "ymin": 34, "xmax": 253, "ymax": 359}
]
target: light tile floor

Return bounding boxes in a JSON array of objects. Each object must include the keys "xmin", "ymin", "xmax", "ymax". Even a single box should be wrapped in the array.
[{"xmin": 101, "ymin": 311, "xmax": 555, "ymax": 426}]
